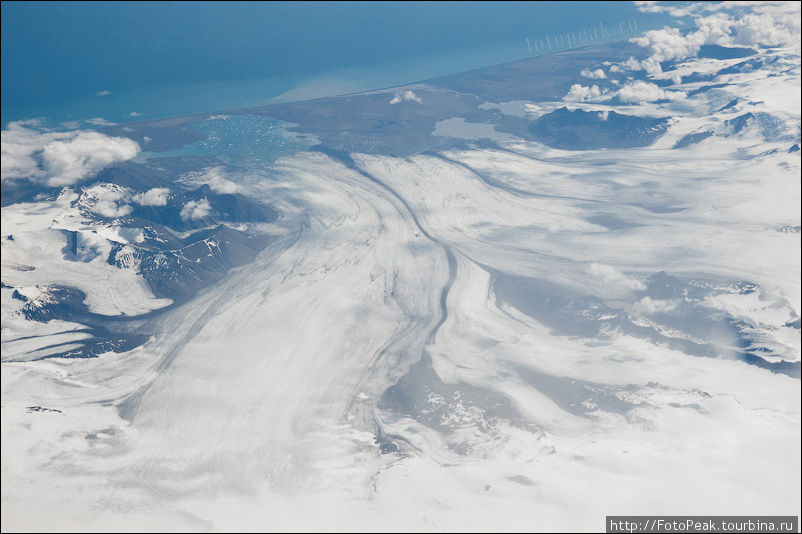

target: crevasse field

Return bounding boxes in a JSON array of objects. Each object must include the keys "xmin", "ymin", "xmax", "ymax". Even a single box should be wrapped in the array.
[{"xmin": 1, "ymin": 2, "xmax": 800, "ymax": 532}]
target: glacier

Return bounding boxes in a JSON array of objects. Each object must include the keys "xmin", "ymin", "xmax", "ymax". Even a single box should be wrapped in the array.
[{"xmin": 2, "ymin": 5, "xmax": 801, "ymax": 532}]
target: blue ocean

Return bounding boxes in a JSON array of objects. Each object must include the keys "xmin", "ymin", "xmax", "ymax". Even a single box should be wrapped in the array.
[{"xmin": 1, "ymin": 1, "xmax": 674, "ymax": 127}]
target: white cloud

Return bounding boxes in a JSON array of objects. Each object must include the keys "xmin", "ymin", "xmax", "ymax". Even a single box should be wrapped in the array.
[
  {"xmin": 617, "ymin": 80, "xmax": 687, "ymax": 102},
  {"xmin": 627, "ymin": 2, "xmax": 801, "ymax": 72},
  {"xmin": 633, "ymin": 0, "xmax": 705, "ymax": 18},
  {"xmin": 208, "ymin": 173, "xmax": 240, "ymax": 194},
  {"xmin": 180, "ymin": 199, "xmax": 212, "ymax": 221},
  {"xmin": 622, "ymin": 56, "xmax": 648, "ymax": 71},
  {"xmin": 41, "ymin": 133, "xmax": 135, "ymax": 187},
  {"xmin": 182, "ymin": 166, "xmax": 241, "ymax": 194},
  {"xmin": 96, "ymin": 90, "xmax": 111, "ymax": 96},
  {"xmin": 82, "ymin": 184, "xmax": 133, "ymax": 218},
  {"xmin": 12, "ymin": 118, "xmax": 45, "ymax": 127},
  {"xmin": 1, "ymin": 122, "xmax": 140, "ymax": 187},
  {"xmin": 389, "ymin": 90, "xmax": 423, "ymax": 104},
  {"xmin": 581, "ymin": 68, "xmax": 607, "ymax": 79},
  {"xmin": 128, "ymin": 111, "xmax": 142, "ymax": 117},
  {"xmin": 633, "ymin": 296, "xmax": 680, "ymax": 315},
  {"xmin": 85, "ymin": 117, "xmax": 116, "ymax": 127},
  {"xmin": 562, "ymin": 84, "xmax": 608, "ymax": 102},
  {"xmin": 134, "ymin": 187, "xmax": 170, "ymax": 206},
  {"xmin": 60, "ymin": 120, "xmax": 83, "ymax": 130},
  {"xmin": 728, "ymin": 10, "xmax": 802, "ymax": 47},
  {"xmin": 91, "ymin": 195, "xmax": 132, "ymax": 218},
  {"xmin": 631, "ymin": 26, "xmax": 707, "ymax": 63},
  {"xmin": 587, "ymin": 263, "xmax": 646, "ymax": 292}
]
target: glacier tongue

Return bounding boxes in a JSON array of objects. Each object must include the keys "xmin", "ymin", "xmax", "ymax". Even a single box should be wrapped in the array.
[{"xmin": 2, "ymin": 34, "xmax": 801, "ymax": 532}]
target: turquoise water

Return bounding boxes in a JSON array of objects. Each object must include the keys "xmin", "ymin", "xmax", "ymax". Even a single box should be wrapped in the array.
[
  {"xmin": 2, "ymin": 2, "xmax": 674, "ymax": 127},
  {"xmin": 142, "ymin": 114, "xmax": 319, "ymax": 165}
]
